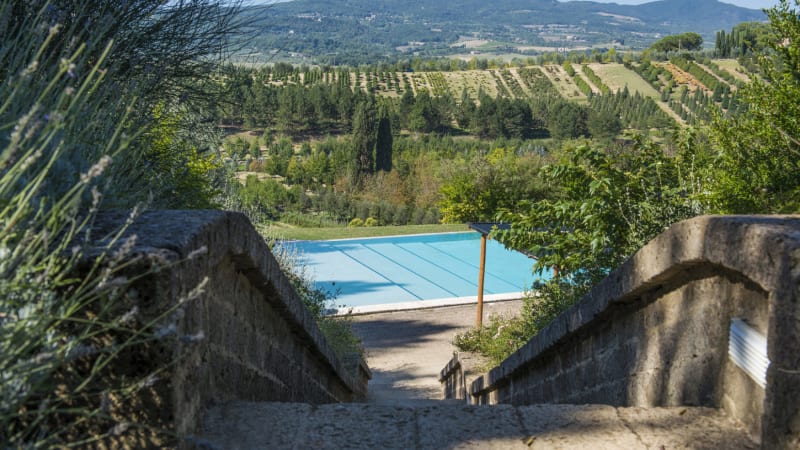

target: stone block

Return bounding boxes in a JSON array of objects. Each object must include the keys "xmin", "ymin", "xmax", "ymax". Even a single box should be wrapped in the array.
[
  {"xmin": 200, "ymin": 402, "xmax": 312, "ymax": 449},
  {"xmin": 762, "ymin": 366, "xmax": 800, "ymax": 449},
  {"xmin": 617, "ymin": 407, "xmax": 755, "ymax": 450},
  {"xmin": 518, "ymin": 404, "xmax": 644, "ymax": 449},
  {"xmin": 417, "ymin": 404, "xmax": 526, "ymax": 449}
]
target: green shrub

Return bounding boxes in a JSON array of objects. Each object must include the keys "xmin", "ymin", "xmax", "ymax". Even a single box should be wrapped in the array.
[
  {"xmin": 364, "ymin": 217, "xmax": 380, "ymax": 227},
  {"xmin": 453, "ymin": 278, "xmax": 588, "ymax": 366},
  {"xmin": 453, "ymin": 314, "xmax": 530, "ymax": 368},
  {"xmin": 348, "ymin": 217, "xmax": 365, "ymax": 227},
  {"xmin": 0, "ymin": 0, "xmax": 239, "ymax": 446}
]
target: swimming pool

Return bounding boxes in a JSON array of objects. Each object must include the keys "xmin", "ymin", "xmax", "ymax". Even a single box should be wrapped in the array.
[{"xmin": 290, "ymin": 232, "xmax": 548, "ymax": 312}]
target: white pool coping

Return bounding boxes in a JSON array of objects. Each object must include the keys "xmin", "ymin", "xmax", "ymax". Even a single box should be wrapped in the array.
[
  {"xmin": 325, "ymin": 291, "xmax": 528, "ymax": 316},
  {"xmin": 285, "ymin": 230, "xmax": 469, "ymax": 244}
]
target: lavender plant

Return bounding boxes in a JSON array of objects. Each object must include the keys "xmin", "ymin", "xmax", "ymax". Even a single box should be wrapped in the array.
[{"xmin": 1, "ymin": 0, "xmax": 239, "ymax": 446}]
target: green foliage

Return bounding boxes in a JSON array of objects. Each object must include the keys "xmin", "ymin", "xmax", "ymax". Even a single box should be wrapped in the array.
[
  {"xmin": 563, "ymin": 62, "xmax": 576, "ymax": 77},
  {"xmin": 707, "ymin": 0, "xmax": 800, "ymax": 213},
  {"xmin": 582, "ymin": 65, "xmax": 610, "ymax": 93},
  {"xmin": 375, "ymin": 113, "xmax": 394, "ymax": 172},
  {"xmin": 587, "ymin": 109, "xmax": 622, "ymax": 139},
  {"xmin": 352, "ymin": 98, "xmax": 378, "ymax": 184},
  {"xmin": 0, "ymin": 0, "xmax": 238, "ymax": 444},
  {"xmin": 348, "ymin": 218, "xmax": 365, "ymax": 227},
  {"xmin": 715, "ymin": 21, "xmax": 774, "ymax": 58},
  {"xmin": 3, "ymin": 0, "xmax": 238, "ymax": 210},
  {"xmin": 495, "ymin": 139, "xmax": 699, "ymax": 281},
  {"xmin": 670, "ymin": 56, "xmax": 722, "ymax": 92},
  {"xmin": 459, "ymin": 138, "xmax": 701, "ymax": 365},
  {"xmin": 650, "ymin": 32, "xmax": 703, "ymax": 53},
  {"xmin": 454, "ymin": 279, "xmax": 588, "ymax": 366},
  {"xmin": 138, "ymin": 105, "xmax": 223, "ymax": 209},
  {"xmin": 587, "ymin": 88, "xmax": 675, "ymax": 130},
  {"xmin": 547, "ymin": 102, "xmax": 588, "ymax": 139},
  {"xmin": 453, "ymin": 313, "xmax": 532, "ymax": 367},
  {"xmin": 438, "ymin": 148, "xmax": 552, "ymax": 223},
  {"xmin": 407, "ymin": 90, "xmax": 451, "ymax": 133},
  {"xmin": 467, "ymin": 93, "xmax": 545, "ymax": 139},
  {"xmin": 573, "ymin": 73, "xmax": 593, "ymax": 96},
  {"xmin": 237, "ymin": 175, "xmax": 302, "ymax": 219}
]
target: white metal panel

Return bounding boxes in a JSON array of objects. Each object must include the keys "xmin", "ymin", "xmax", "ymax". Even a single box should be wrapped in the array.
[{"xmin": 729, "ymin": 318, "xmax": 768, "ymax": 388}]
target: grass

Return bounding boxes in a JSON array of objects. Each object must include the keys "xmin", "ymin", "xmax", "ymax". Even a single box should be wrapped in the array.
[
  {"xmin": 540, "ymin": 64, "xmax": 587, "ymax": 101},
  {"xmin": 269, "ymin": 223, "xmax": 468, "ymax": 240},
  {"xmin": 714, "ymin": 59, "xmax": 752, "ymax": 83},
  {"xmin": 587, "ymin": 63, "xmax": 661, "ymax": 99}
]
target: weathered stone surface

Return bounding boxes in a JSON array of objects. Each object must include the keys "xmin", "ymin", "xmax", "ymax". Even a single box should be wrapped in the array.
[
  {"xmin": 440, "ymin": 352, "xmax": 491, "ymax": 401},
  {"xmin": 618, "ymin": 407, "xmax": 757, "ymax": 450},
  {"xmin": 199, "ymin": 402, "xmax": 313, "ymax": 449},
  {"xmin": 417, "ymin": 404, "xmax": 526, "ymax": 449},
  {"xmin": 450, "ymin": 216, "xmax": 800, "ymax": 449},
  {"xmin": 298, "ymin": 404, "xmax": 417, "ymax": 449},
  {"xmin": 89, "ymin": 211, "xmax": 370, "ymax": 438},
  {"xmin": 198, "ymin": 402, "xmax": 755, "ymax": 449},
  {"xmin": 518, "ymin": 404, "xmax": 643, "ymax": 449}
]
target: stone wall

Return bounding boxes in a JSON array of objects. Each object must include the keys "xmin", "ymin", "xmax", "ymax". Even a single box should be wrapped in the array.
[
  {"xmin": 440, "ymin": 352, "xmax": 490, "ymax": 401},
  {"xmin": 441, "ymin": 216, "xmax": 800, "ymax": 449},
  {"xmin": 90, "ymin": 210, "xmax": 370, "ymax": 438}
]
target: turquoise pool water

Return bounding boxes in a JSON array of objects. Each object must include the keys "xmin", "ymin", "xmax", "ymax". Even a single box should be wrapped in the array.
[{"xmin": 291, "ymin": 232, "xmax": 548, "ymax": 309}]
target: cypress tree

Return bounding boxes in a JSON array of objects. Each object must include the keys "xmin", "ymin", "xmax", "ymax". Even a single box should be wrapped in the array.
[
  {"xmin": 351, "ymin": 98, "xmax": 378, "ymax": 184},
  {"xmin": 375, "ymin": 106, "xmax": 393, "ymax": 172}
]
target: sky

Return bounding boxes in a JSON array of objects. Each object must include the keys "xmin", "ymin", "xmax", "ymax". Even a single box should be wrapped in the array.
[{"xmin": 559, "ymin": 0, "xmax": 780, "ymax": 8}]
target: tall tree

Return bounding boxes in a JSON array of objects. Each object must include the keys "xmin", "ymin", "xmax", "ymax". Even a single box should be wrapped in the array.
[
  {"xmin": 456, "ymin": 88, "xmax": 476, "ymax": 130},
  {"xmin": 548, "ymin": 102, "xmax": 588, "ymax": 139},
  {"xmin": 351, "ymin": 98, "xmax": 378, "ymax": 183},
  {"xmin": 375, "ymin": 107, "xmax": 393, "ymax": 172}
]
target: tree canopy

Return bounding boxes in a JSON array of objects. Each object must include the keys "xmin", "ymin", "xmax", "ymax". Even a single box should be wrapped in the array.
[
  {"xmin": 650, "ymin": 32, "xmax": 703, "ymax": 52},
  {"xmin": 708, "ymin": 0, "xmax": 800, "ymax": 213}
]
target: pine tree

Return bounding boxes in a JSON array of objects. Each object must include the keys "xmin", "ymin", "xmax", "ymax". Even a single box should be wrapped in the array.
[{"xmin": 456, "ymin": 88, "xmax": 476, "ymax": 130}]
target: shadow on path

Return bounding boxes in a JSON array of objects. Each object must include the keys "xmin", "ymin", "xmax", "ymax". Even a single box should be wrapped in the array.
[{"xmin": 350, "ymin": 301, "xmax": 523, "ymax": 404}]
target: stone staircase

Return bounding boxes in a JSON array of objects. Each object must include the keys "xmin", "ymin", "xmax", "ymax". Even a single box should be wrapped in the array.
[
  {"xmin": 198, "ymin": 401, "xmax": 755, "ymax": 449},
  {"xmin": 97, "ymin": 212, "xmax": 796, "ymax": 448},
  {"xmin": 195, "ymin": 300, "xmax": 757, "ymax": 449}
]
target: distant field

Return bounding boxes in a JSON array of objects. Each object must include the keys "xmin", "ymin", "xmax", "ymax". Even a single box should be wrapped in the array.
[
  {"xmin": 270, "ymin": 223, "xmax": 468, "ymax": 241},
  {"xmin": 255, "ymin": 59, "xmax": 743, "ymax": 121},
  {"xmin": 715, "ymin": 59, "xmax": 751, "ymax": 83},
  {"xmin": 540, "ymin": 64, "xmax": 587, "ymax": 101},
  {"xmin": 443, "ymin": 70, "xmax": 500, "ymax": 99},
  {"xmin": 587, "ymin": 63, "xmax": 661, "ymax": 99}
]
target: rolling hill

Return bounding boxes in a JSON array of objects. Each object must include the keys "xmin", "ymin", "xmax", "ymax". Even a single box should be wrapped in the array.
[{"xmin": 236, "ymin": 0, "xmax": 767, "ymax": 64}]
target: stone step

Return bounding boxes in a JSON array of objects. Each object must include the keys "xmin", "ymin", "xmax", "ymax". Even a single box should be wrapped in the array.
[{"xmin": 197, "ymin": 402, "xmax": 757, "ymax": 449}]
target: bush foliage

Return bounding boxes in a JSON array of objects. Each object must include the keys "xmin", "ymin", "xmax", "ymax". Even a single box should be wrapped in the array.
[
  {"xmin": 457, "ymin": 1, "xmax": 800, "ymax": 364},
  {"xmin": 1, "ymin": 0, "xmax": 240, "ymax": 446}
]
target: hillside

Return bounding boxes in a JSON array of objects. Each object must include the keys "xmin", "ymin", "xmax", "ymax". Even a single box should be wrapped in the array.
[
  {"xmin": 236, "ymin": 0, "xmax": 766, "ymax": 64},
  {"xmin": 231, "ymin": 57, "xmax": 748, "ymax": 127}
]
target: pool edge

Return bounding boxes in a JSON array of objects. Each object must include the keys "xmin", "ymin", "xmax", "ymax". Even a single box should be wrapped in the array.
[{"xmin": 325, "ymin": 292, "xmax": 528, "ymax": 316}]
